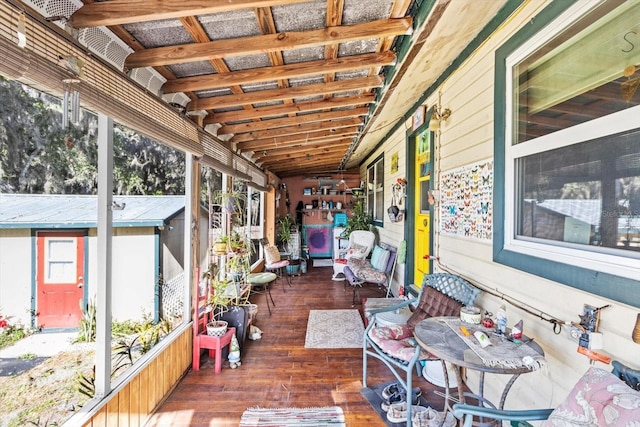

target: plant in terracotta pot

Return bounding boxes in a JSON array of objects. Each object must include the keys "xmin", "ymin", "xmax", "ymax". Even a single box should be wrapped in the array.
[
  {"xmin": 202, "ymin": 263, "xmax": 235, "ymax": 336},
  {"xmin": 212, "ymin": 235, "xmax": 228, "ymax": 255}
]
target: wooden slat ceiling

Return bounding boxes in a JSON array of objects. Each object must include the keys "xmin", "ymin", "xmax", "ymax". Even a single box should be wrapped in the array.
[{"xmin": 69, "ymin": 0, "xmax": 415, "ymax": 178}]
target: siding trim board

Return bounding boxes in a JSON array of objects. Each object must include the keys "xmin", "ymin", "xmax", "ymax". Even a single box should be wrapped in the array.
[{"xmin": 492, "ymin": 1, "xmax": 640, "ymax": 308}]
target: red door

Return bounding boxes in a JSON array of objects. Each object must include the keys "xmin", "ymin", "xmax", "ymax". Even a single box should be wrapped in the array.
[{"xmin": 36, "ymin": 231, "xmax": 85, "ymax": 328}]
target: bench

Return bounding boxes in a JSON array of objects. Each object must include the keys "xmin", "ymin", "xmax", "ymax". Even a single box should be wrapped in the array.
[{"xmin": 343, "ymin": 242, "xmax": 397, "ymax": 305}]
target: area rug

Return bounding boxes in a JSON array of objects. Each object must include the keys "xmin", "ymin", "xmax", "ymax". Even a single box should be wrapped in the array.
[
  {"xmin": 239, "ymin": 406, "xmax": 345, "ymax": 426},
  {"xmin": 313, "ymin": 258, "xmax": 334, "ymax": 267},
  {"xmin": 304, "ymin": 309, "xmax": 365, "ymax": 349}
]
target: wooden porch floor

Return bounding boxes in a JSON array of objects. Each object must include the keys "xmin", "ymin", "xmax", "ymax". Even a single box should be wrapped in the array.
[{"xmin": 146, "ymin": 264, "xmax": 446, "ymax": 427}]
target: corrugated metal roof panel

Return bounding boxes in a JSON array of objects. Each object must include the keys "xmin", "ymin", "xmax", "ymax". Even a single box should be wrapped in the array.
[{"xmin": 0, "ymin": 194, "xmax": 185, "ymax": 229}]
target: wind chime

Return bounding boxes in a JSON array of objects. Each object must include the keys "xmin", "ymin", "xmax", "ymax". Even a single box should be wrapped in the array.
[
  {"xmin": 58, "ymin": 55, "xmax": 85, "ymax": 128},
  {"xmin": 62, "ymin": 78, "xmax": 81, "ymax": 128}
]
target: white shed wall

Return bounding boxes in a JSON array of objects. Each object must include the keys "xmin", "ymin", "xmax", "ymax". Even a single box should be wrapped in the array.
[{"xmin": 0, "ymin": 229, "xmax": 34, "ymax": 327}]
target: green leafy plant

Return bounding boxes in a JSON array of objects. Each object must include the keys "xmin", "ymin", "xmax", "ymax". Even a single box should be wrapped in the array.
[
  {"xmin": 75, "ymin": 299, "xmax": 97, "ymax": 343},
  {"xmin": 342, "ymin": 199, "xmax": 378, "ymax": 240},
  {"xmin": 0, "ymin": 310, "xmax": 31, "ymax": 350},
  {"xmin": 277, "ymin": 215, "xmax": 296, "ymax": 251}
]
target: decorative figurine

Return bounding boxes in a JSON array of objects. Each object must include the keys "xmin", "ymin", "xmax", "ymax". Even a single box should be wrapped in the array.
[
  {"xmin": 511, "ymin": 319, "xmax": 523, "ymax": 340},
  {"xmin": 496, "ymin": 305, "xmax": 507, "ymax": 335}
]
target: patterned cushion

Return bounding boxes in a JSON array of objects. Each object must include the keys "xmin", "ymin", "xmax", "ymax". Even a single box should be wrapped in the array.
[
  {"xmin": 541, "ymin": 366, "xmax": 640, "ymax": 426},
  {"xmin": 347, "ymin": 258, "xmax": 388, "ymax": 284},
  {"xmin": 346, "ymin": 243, "xmax": 368, "ymax": 259},
  {"xmin": 370, "ymin": 245, "xmax": 391, "ymax": 271},
  {"xmin": 368, "ymin": 324, "xmax": 432, "ymax": 362},
  {"xmin": 264, "ymin": 245, "xmax": 281, "ymax": 265},
  {"xmin": 407, "ymin": 286, "xmax": 464, "ymax": 329}
]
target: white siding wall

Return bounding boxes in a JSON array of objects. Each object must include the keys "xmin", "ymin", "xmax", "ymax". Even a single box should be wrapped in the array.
[
  {"xmin": 87, "ymin": 227, "xmax": 157, "ymax": 321},
  {"xmin": 359, "ymin": 128, "xmax": 408, "ymax": 297},
  {"xmin": 0, "ymin": 229, "xmax": 34, "ymax": 326},
  {"xmin": 360, "ymin": 0, "xmax": 639, "ymax": 411}
]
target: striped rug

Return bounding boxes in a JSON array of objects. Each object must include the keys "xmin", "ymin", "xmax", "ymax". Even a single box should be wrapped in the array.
[{"xmin": 239, "ymin": 406, "xmax": 345, "ymax": 426}]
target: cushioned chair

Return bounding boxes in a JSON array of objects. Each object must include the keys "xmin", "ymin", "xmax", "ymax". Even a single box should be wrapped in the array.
[
  {"xmin": 332, "ymin": 230, "xmax": 376, "ymax": 280},
  {"xmin": 452, "ymin": 360, "xmax": 640, "ymax": 427},
  {"xmin": 260, "ymin": 238, "xmax": 291, "ymax": 291},
  {"xmin": 363, "ymin": 273, "xmax": 480, "ymax": 427},
  {"xmin": 344, "ymin": 242, "xmax": 398, "ymax": 305}
]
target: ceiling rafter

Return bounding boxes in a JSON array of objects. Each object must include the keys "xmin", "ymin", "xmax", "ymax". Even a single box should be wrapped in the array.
[
  {"xmin": 232, "ymin": 118, "xmax": 363, "ymax": 142},
  {"xmin": 123, "ymin": 18, "xmax": 413, "ymax": 68},
  {"xmin": 219, "ymin": 108, "xmax": 368, "ymax": 135},
  {"xmin": 238, "ymin": 130, "xmax": 359, "ymax": 151},
  {"xmin": 206, "ymin": 96, "xmax": 374, "ymax": 124},
  {"xmin": 69, "ymin": 0, "xmax": 312, "ymax": 27},
  {"xmin": 190, "ymin": 75, "xmax": 383, "ymax": 111},
  {"xmin": 162, "ymin": 51, "xmax": 395, "ymax": 93}
]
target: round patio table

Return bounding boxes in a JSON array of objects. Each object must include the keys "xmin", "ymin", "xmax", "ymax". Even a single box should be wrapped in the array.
[{"xmin": 413, "ymin": 316, "xmax": 545, "ymax": 426}]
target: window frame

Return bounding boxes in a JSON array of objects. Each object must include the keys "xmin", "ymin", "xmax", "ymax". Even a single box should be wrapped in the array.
[
  {"xmin": 366, "ymin": 154, "xmax": 385, "ymax": 227},
  {"xmin": 494, "ymin": 0, "xmax": 640, "ymax": 308}
]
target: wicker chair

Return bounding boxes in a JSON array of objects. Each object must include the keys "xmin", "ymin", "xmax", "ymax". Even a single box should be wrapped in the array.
[{"xmin": 332, "ymin": 230, "xmax": 376, "ymax": 280}]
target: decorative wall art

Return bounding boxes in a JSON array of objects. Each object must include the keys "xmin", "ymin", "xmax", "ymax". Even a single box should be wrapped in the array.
[
  {"xmin": 439, "ymin": 160, "xmax": 493, "ymax": 240},
  {"xmin": 416, "ymin": 129, "xmax": 431, "ymax": 178},
  {"xmin": 391, "ymin": 152, "xmax": 399, "ymax": 173},
  {"xmin": 412, "ymin": 105, "xmax": 426, "ymax": 131}
]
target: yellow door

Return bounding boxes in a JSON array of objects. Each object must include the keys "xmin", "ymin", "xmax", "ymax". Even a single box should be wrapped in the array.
[{"xmin": 413, "ymin": 129, "xmax": 432, "ymax": 288}]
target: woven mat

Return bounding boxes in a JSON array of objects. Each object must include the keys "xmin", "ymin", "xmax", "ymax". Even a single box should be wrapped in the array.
[
  {"xmin": 305, "ymin": 309, "xmax": 364, "ymax": 348},
  {"xmin": 442, "ymin": 318, "xmax": 546, "ymax": 370},
  {"xmin": 239, "ymin": 406, "xmax": 345, "ymax": 426}
]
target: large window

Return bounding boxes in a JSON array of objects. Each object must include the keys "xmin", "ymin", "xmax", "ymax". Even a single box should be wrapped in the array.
[
  {"xmin": 495, "ymin": 1, "xmax": 640, "ymax": 306},
  {"xmin": 367, "ymin": 155, "xmax": 384, "ymax": 225}
]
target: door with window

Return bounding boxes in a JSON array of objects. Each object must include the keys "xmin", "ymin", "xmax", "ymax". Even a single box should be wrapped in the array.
[
  {"xmin": 413, "ymin": 128, "xmax": 433, "ymax": 285},
  {"xmin": 36, "ymin": 231, "xmax": 85, "ymax": 328}
]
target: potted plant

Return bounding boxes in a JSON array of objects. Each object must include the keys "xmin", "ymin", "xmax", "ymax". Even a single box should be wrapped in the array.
[
  {"xmin": 213, "ymin": 235, "xmax": 228, "ymax": 255},
  {"xmin": 203, "ymin": 263, "xmax": 235, "ymax": 336},
  {"xmin": 342, "ymin": 199, "xmax": 378, "ymax": 241},
  {"xmin": 277, "ymin": 215, "xmax": 296, "ymax": 253}
]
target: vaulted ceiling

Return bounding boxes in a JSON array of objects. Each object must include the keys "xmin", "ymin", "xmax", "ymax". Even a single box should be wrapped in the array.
[{"xmin": 56, "ymin": 0, "xmax": 507, "ymax": 178}]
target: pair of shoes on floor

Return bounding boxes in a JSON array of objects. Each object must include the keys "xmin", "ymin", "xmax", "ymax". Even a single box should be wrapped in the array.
[
  {"xmin": 387, "ymin": 402, "xmax": 429, "ymax": 423},
  {"xmin": 411, "ymin": 407, "xmax": 457, "ymax": 427},
  {"xmin": 380, "ymin": 384, "xmax": 422, "ymax": 412},
  {"xmin": 382, "ymin": 383, "xmax": 422, "ymax": 400}
]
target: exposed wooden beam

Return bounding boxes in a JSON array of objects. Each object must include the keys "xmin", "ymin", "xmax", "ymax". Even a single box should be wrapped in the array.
[
  {"xmin": 69, "ymin": 0, "xmax": 311, "ymax": 28},
  {"xmin": 190, "ymin": 76, "xmax": 383, "ymax": 110},
  {"xmin": 257, "ymin": 140, "xmax": 352, "ymax": 157},
  {"xmin": 124, "ymin": 18, "xmax": 413, "ymax": 68},
  {"xmin": 163, "ymin": 52, "xmax": 395, "ymax": 93},
  {"xmin": 205, "ymin": 95, "xmax": 374, "ymax": 124},
  {"xmin": 239, "ymin": 131, "xmax": 358, "ymax": 151},
  {"xmin": 221, "ymin": 109, "xmax": 368, "ymax": 135},
  {"xmin": 231, "ymin": 118, "xmax": 363, "ymax": 143}
]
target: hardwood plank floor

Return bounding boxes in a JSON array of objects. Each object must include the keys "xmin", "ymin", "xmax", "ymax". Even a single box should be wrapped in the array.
[{"xmin": 145, "ymin": 265, "xmax": 447, "ymax": 427}]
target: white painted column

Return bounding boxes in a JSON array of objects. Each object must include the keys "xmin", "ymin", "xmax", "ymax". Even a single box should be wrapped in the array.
[
  {"xmin": 183, "ymin": 153, "xmax": 194, "ymax": 321},
  {"xmin": 95, "ymin": 114, "xmax": 113, "ymax": 397}
]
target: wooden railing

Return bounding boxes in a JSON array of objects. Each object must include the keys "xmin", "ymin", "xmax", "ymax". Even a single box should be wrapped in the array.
[{"xmin": 69, "ymin": 324, "xmax": 193, "ymax": 427}]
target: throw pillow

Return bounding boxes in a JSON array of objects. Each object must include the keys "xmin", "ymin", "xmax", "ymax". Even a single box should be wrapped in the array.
[
  {"xmin": 406, "ymin": 286, "xmax": 463, "ymax": 329},
  {"xmin": 541, "ymin": 366, "xmax": 640, "ymax": 426},
  {"xmin": 346, "ymin": 243, "xmax": 368, "ymax": 259},
  {"xmin": 264, "ymin": 245, "xmax": 281, "ymax": 265},
  {"xmin": 370, "ymin": 245, "xmax": 391, "ymax": 272}
]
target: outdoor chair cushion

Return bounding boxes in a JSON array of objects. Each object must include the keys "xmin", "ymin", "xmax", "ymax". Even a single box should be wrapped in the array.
[
  {"xmin": 347, "ymin": 258, "xmax": 388, "ymax": 283},
  {"xmin": 345, "ymin": 243, "xmax": 368, "ymax": 259},
  {"xmin": 264, "ymin": 245, "xmax": 281, "ymax": 265},
  {"xmin": 407, "ymin": 285, "xmax": 464, "ymax": 329},
  {"xmin": 368, "ymin": 323, "xmax": 432, "ymax": 362},
  {"xmin": 541, "ymin": 366, "xmax": 640, "ymax": 426}
]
